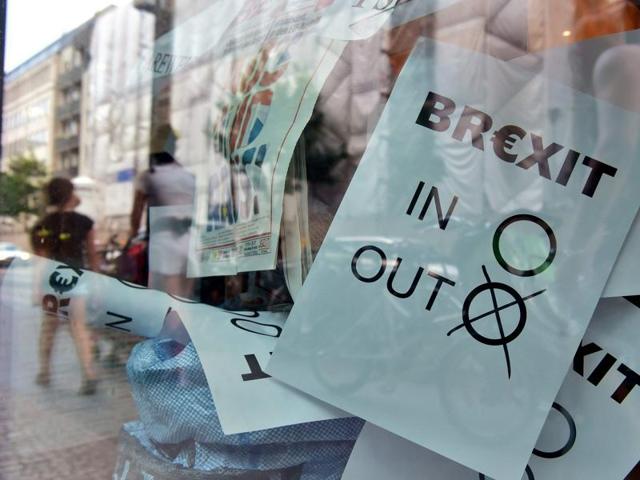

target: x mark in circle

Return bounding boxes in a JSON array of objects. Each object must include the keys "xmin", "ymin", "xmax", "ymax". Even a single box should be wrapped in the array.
[{"xmin": 448, "ymin": 266, "xmax": 546, "ymax": 378}]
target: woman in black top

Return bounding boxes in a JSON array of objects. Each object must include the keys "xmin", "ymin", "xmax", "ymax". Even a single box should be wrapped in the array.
[{"xmin": 32, "ymin": 178, "xmax": 99, "ymax": 394}]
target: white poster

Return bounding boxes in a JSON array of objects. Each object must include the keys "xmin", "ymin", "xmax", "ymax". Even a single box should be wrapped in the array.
[
  {"xmin": 267, "ymin": 38, "xmax": 640, "ymax": 480},
  {"xmin": 184, "ymin": 307, "xmax": 349, "ymax": 434},
  {"xmin": 343, "ymin": 297, "xmax": 640, "ymax": 480},
  {"xmin": 1, "ymin": 256, "xmax": 345, "ymax": 434},
  {"xmin": 189, "ymin": 0, "xmax": 347, "ymax": 276}
]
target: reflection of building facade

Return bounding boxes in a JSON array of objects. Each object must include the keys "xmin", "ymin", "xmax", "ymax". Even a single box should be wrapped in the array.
[
  {"xmin": 3, "ymin": 5, "xmax": 155, "ymax": 238},
  {"xmin": 53, "ymin": 19, "xmax": 96, "ymax": 177},
  {"xmin": 83, "ymin": 4, "xmax": 154, "ymax": 234},
  {"xmin": 2, "ymin": 43, "xmax": 59, "ymax": 172},
  {"xmin": 2, "ymin": 16, "xmax": 100, "ymax": 176}
]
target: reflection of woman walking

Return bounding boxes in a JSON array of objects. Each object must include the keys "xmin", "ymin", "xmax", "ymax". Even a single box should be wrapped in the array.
[
  {"xmin": 130, "ymin": 125, "xmax": 195, "ymax": 297},
  {"xmin": 31, "ymin": 178, "xmax": 100, "ymax": 395}
]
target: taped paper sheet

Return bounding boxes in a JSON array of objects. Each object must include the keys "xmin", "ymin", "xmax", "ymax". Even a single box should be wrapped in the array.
[
  {"xmin": 268, "ymin": 38, "xmax": 640, "ymax": 480},
  {"xmin": 1, "ymin": 256, "xmax": 346, "ymax": 434},
  {"xmin": 342, "ymin": 297, "xmax": 640, "ymax": 480}
]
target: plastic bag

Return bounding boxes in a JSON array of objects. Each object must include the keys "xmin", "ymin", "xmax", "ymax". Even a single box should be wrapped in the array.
[{"xmin": 126, "ymin": 337, "xmax": 364, "ymax": 480}]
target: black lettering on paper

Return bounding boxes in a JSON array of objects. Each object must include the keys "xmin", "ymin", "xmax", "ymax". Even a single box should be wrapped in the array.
[
  {"xmin": 611, "ymin": 363, "xmax": 640, "ymax": 404},
  {"xmin": 587, "ymin": 353, "xmax": 617, "ymax": 386},
  {"xmin": 451, "ymin": 106, "xmax": 493, "ymax": 151},
  {"xmin": 573, "ymin": 342, "xmax": 602, "ymax": 376},
  {"xmin": 555, "ymin": 149, "xmax": 580, "ymax": 186},
  {"xmin": 425, "ymin": 272, "xmax": 456, "ymax": 311},
  {"xmin": 231, "ymin": 318, "xmax": 282, "ymax": 338},
  {"xmin": 106, "ymin": 311, "xmax": 133, "ymax": 332},
  {"xmin": 386, "ymin": 258, "xmax": 423, "ymax": 299},
  {"xmin": 352, "ymin": 245, "xmax": 387, "ymax": 283},
  {"xmin": 516, "ymin": 134, "xmax": 564, "ymax": 179},
  {"xmin": 406, "ymin": 182, "xmax": 458, "ymax": 230},
  {"xmin": 491, "ymin": 125, "xmax": 526, "ymax": 163},
  {"xmin": 416, "ymin": 91, "xmax": 456, "ymax": 133},
  {"xmin": 581, "ymin": 156, "xmax": 618, "ymax": 198},
  {"xmin": 241, "ymin": 354, "xmax": 271, "ymax": 381}
]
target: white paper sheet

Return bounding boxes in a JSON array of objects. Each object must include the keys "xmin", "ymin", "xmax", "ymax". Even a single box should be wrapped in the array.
[
  {"xmin": 268, "ymin": 38, "xmax": 640, "ymax": 480},
  {"xmin": 343, "ymin": 297, "xmax": 640, "ymax": 480},
  {"xmin": 1, "ymin": 256, "xmax": 346, "ymax": 434}
]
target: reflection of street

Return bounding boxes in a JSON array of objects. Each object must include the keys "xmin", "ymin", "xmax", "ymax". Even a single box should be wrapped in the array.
[{"xmin": 0, "ymin": 265, "xmax": 138, "ymax": 480}]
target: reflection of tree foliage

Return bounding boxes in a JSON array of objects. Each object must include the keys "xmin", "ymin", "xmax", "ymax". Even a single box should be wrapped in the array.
[{"xmin": 0, "ymin": 154, "xmax": 47, "ymax": 219}]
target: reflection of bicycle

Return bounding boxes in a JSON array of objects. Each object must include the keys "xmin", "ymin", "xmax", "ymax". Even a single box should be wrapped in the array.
[
  {"xmin": 310, "ymin": 295, "xmax": 415, "ymax": 394},
  {"xmin": 310, "ymin": 244, "xmax": 463, "ymax": 395},
  {"xmin": 450, "ymin": 265, "xmax": 546, "ymax": 379},
  {"xmin": 478, "ymin": 402, "xmax": 576, "ymax": 480},
  {"xmin": 438, "ymin": 337, "xmax": 534, "ymax": 444}
]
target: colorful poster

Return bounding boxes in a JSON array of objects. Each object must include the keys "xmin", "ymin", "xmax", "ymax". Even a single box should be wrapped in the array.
[
  {"xmin": 1, "ymin": 256, "xmax": 345, "ymax": 434},
  {"xmin": 343, "ymin": 297, "xmax": 640, "ymax": 480},
  {"xmin": 189, "ymin": 0, "xmax": 347, "ymax": 276},
  {"xmin": 267, "ymin": 38, "xmax": 640, "ymax": 480}
]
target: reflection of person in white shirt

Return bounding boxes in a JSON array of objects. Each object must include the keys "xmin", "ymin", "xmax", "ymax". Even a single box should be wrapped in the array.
[{"xmin": 130, "ymin": 124, "xmax": 195, "ymax": 297}]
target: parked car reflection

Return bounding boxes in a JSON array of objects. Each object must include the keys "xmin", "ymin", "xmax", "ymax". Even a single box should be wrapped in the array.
[{"xmin": 0, "ymin": 242, "xmax": 31, "ymax": 268}]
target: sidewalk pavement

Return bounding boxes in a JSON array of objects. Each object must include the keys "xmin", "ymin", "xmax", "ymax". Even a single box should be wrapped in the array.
[{"xmin": 0, "ymin": 265, "xmax": 139, "ymax": 480}]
